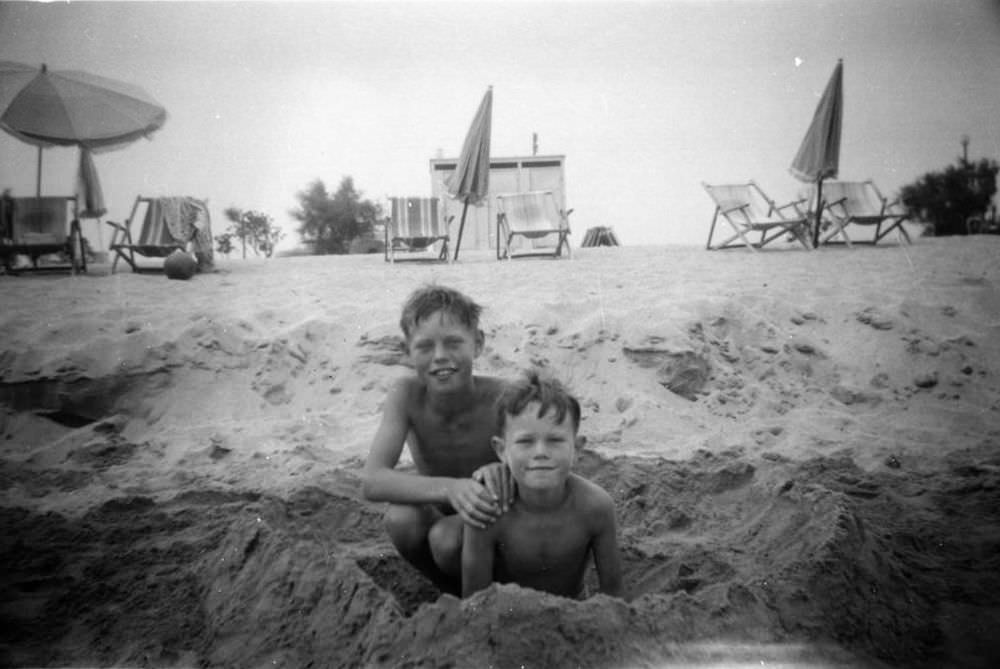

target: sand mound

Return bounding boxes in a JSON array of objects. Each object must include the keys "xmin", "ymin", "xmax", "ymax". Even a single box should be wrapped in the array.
[
  {"xmin": 3, "ymin": 446, "xmax": 999, "ymax": 667},
  {"xmin": 2, "ymin": 240, "xmax": 1000, "ymax": 667}
]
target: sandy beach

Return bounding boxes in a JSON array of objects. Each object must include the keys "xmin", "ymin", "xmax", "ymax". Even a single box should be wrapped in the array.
[{"xmin": 2, "ymin": 238, "xmax": 999, "ymax": 668}]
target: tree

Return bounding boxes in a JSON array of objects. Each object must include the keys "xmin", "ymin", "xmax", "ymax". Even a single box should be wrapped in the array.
[
  {"xmin": 223, "ymin": 208, "xmax": 284, "ymax": 258},
  {"xmin": 900, "ymin": 156, "xmax": 998, "ymax": 236},
  {"xmin": 290, "ymin": 177, "xmax": 380, "ymax": 254},
  {"xmin": 215, "ymin": 232, "xmax": 235, "ymax": 258}
]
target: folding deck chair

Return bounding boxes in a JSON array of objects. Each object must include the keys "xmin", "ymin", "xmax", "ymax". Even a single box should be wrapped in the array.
[
  {"xmin": 0, "ymin": 195, "xmax": 87, "ymax": 274},
  {"xmin": 107, "ymin": 196, "xmax": 214, "ymax": 273},
  {"xmin": 384, "ymin": 197, "xmax": 452, "ymax": 263},
  {"xmin": 495, "ymin": 191, "xmax": 573, "ymax": 260},
  {"xmin": 819, "ymin": 180, "xmax": 912, "ymax": 246},
  {"xmin": 702, "ymin": 181, "xmax": 813, "ymax": 252}
]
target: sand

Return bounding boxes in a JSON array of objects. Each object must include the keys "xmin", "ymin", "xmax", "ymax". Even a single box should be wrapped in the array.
[{"xmin": 1, "ymin": 238, "xmax": 999, "ymax": 668}]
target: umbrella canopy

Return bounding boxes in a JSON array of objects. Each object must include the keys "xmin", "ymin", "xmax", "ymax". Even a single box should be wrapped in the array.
[
  {"xmin": 0, "ymin": 61, "xmax": 167, "ymax": 197},
  {"xmin": 446, "ymin": 86, "xmax": 492, "ymax": 260},
  {"xmin": 790, "ymin": 59, "xmax": 843, "ymax": 247}
]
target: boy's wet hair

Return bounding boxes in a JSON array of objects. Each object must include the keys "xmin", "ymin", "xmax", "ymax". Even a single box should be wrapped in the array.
[
  {"xmin": 497, "ymin": 368, "xmax": 581, "ymax": 435},
  {"xmin": 399, "ymin": 284, "xmax": 483, "ymax": 340}
]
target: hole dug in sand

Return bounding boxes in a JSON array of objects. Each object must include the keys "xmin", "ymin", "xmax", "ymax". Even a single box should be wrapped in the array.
[{"xmin": 3, "ymin": 446, "xmax": 998, "ymax": 667}]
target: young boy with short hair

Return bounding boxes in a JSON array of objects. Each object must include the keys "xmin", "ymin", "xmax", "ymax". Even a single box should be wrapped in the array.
[
  {"xmin": 362, "ymin": 285, "xmax": 513, "ymax": 595},
  {"xmin": 462, "ymin": 369, "xmax": 623, "ymax": 599}
]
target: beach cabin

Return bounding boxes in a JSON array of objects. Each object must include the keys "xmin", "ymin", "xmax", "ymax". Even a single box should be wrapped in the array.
[{"xmin": 429, "ymin": 155, "xmax": 566, "ymax": 252}]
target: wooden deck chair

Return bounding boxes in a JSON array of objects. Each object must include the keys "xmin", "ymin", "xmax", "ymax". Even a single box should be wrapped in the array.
[
  {"xmin": 819, "ymin": 180, "xmax": 912, "ymax": 246},
  {"xmin": 107, "ymin": 196, "xmax": 213, "ymax": 273},
  {"xmin": 0, "ymin": 195, "xmax": 87, "ymax": 274},
  {"xmin": 702, "ymin": 181, "xmax": 813, "ymax": 252},
  {"xmin": 495, "ymin": 191, "xmax": 573, "ymax": 260},
  {"xmin": 384, "ymin": 197, "xmax": 452, "ymax": 263}
]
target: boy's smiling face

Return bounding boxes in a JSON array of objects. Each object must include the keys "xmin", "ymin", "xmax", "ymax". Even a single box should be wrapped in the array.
[
  {"xmin": 494, "ymin": 401, "xmax": 579, "ymax": 492},
  {"xmin": 406, "ymin": 309, "xmax": 483, "ymax": 392}
]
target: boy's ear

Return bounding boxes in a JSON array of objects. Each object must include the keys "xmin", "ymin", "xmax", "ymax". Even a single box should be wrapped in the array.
[
  {"xmin": 474, "ymin": 329, "xmax": 485, "ymax": 357},
  {"xmin": 491, "ymin": 435, "xmax": 506, "ymax": 459},
  {"xmin": 575, "ymin": 435, "xmax": 586, "ymax": 451}
]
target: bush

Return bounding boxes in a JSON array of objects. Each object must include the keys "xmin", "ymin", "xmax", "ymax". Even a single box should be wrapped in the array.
[
  {"xmin": 290, "ymin": 177, "xmax": 380, "ymax": 254},
  {"xmin": 900, "ymin": 157, "xmax": 998, "ymax": 236},
  {"xmin": 348, "ymin": 236, "xmax": 384, "ymax": 255}
]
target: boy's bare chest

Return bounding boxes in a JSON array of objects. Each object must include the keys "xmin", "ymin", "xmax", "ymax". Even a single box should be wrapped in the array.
[
  {"xmin": 408, "ymin": 404, "xmax": 498, "ymax": 476},
  {"xmin": 498, "ymin": 513, "xmax": 591, "ymax": 571}
]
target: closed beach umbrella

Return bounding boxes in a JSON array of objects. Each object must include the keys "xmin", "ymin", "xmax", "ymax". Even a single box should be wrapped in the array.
[
  {"xmin": 790, "ymin": 59, "xmax": 843, "ymax": 247},
  {"xmin": 77, "ymin": 147, "xmax": 106, "ymax": 218},
  {"xmin": 76, "ymin": 146, "xmax": 107, "ymax": 250},
  {"xmin": 0, "ymin": 61, "xmax": 167, "ymax": 197},
  {"xmin": 446, "ymin": 86, "xmax": 492, "ymax": 260}
]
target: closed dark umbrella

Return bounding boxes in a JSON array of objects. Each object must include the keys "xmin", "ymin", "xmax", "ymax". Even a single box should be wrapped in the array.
[
  {"xmin": 790, "ymin": 59, "xmax": 843, "ymax": 247},
  {"xmin": 77, "ymin": 147, "xmax": 106, "ymax": 218},
  {"xmin": 0, "ymin": 61, "xmax": 167, "ymax": 197},
  {"xmin": 446, "ymin": 86, "xmax": 492, "ymax": 260},
  {"xmin": 76, "ymin": 146, "xmax": 107, "ymax": 250}
]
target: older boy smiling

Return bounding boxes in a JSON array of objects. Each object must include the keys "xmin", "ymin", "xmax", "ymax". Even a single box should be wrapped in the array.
[{"xmin": 362, "ymin": 285, "xmax": 513, "ymax": 595}]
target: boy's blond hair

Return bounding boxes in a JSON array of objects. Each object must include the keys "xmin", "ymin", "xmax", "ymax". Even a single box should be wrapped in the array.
[{"xmin": 399, "ymin": 284, "xmax": 483, "ymax": 340}]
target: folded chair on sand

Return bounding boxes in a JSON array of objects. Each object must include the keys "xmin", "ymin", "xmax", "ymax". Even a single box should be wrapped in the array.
[
  {"xmin": 496, "ymin": 191, "xmax": 573, "ymax": 260},
  {"xmin": 107, "ymin": 196, "xmax": 214, "ymax": 273},
  {"xmin": 702, "ymin": 182, "xmax": 813, "ymax": 252},
  {"xmin": 384, "ymin": 197, "xmax": 453, "ymax": 263},
  {"xmin": 0, "ymin": 195, "xmax": 87, "ymax": 274},
  {"xmin": 819, "ymin": 180, "xmax": 912, "ymax": 246}
]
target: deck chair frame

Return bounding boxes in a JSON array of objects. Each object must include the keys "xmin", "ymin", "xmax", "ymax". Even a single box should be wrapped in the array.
[
  {"xmin": 820, "ymin": 180, "xmax": 912, "ymax": 246},
  {"xmin": 106, "ymin": 196, "xmax": 191, "ymax": 273},
  {"xmin": 703, "ymin": 181, "xmax": 813, "ymax": 252},
  {"xmin": 0, "ymin": 195, "xmax": 87, "ymax": 274},
  {"xmin": 383, "ymin": 197, "xmax": 453, "ymax": 263},
  {"xmin": 495, "ymin": 191, "xmax": 573, "ymax": 260}
]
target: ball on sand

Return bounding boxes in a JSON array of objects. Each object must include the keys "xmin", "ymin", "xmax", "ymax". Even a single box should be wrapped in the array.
[{"xmin": 164, "ymin": 250, "xmax": 198, "ymax": 280}]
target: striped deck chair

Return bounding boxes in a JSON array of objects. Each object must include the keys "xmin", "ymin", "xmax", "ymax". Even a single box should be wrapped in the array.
[
  {"xmin": 0, "ymin": 195, "xmax": 86, "ymax": 274},
  {"xmin": 384, "ymin": 197, "xmax": 452, "ymax": 263},
  {"xmin": 702, "ymin": 181, "xmax": 813, "ymax": 252},
  {"xmin": 108, "ymin": 196, "xmax": 214, "ymax": 273},
  {"xmin": 495, "ymin": 191, "xmax": 573, "ymax": 260},
  {"xmin": 819, "ymin": 180, "xmax": 911, "ymax": 246}
]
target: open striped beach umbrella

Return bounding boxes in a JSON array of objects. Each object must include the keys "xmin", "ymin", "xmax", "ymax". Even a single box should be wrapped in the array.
[
  {"xmin": 790, "ymin": 59, "xmax": 843, "ymax": 247},
  {"xmin": 0, "ymin": 61, "xmax": 167, "ymax": 198},
  {"xmin": 446, "ymin": 86, "xmax": 492, "ymax": 260}
]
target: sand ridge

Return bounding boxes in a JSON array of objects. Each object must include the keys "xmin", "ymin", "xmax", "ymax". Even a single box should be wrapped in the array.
[{"xmin": 1, "ymin": 239, "xmax": 999, "ymax": 667}]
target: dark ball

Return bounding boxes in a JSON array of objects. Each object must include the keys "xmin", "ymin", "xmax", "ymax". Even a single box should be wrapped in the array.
[{"xmin": 164, "ymin": 249, "xmax": 198, "ymax": 280}]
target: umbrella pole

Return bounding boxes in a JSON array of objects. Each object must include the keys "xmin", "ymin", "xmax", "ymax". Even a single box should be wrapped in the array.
[
  {"xmin": 813, "ymin": 178, "xmax": 824, "ymax": 248},
  {"xmin": 453, "ymin": 200, "xmax": 470, "ymax": 261},
  {"xmin": 36, "ymin": 146, "xmax": 43, "ymax": 198}
]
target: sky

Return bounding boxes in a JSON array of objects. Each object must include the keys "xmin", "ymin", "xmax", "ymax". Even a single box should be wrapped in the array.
[{"xmin": 1, "ymin": 0, "xmax": 999, "ymax": 250}]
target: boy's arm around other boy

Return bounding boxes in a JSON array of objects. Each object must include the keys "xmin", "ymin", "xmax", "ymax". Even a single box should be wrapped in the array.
[{"xmin": 360, "ymin": 377, "xmax": 506, "ymax": 528}]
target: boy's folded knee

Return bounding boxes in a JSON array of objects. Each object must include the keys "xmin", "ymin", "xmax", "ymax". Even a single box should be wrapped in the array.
[
  {"xmin": 384, "ymin": 503, "xmax": 441, "ymax": 540},
  {"xmin": 384, "ymin": 503, "xmax": 419, "ymax": 528},
  {"xmin": 428, "ymin": 515, "xmax": 463, "ymax": 552}
]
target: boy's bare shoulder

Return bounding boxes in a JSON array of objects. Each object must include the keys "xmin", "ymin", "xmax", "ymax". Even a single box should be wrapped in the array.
[
  {"xmin": 386, "ymin": 375, "xmax": 421, "ymax": 403},
  {"xmin": 474, "ymin": 374, "xmax": 508, "ymax": 395},
  {"xmin": 568, "ymin": 474, "xmax": 615, "ymax": 514}
]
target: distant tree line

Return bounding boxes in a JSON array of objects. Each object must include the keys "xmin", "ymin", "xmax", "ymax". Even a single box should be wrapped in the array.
[{"xmin": 900, "ymin": 155, "xmax": 998, "ymax": 236}]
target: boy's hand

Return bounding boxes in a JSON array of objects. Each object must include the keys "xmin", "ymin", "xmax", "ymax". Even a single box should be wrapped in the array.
[
  {"xmin": 448, "ymin": 478, "xmax": 500, "ymax": 529},
  {"xmin": 472, "ymin": 463, "xmax": 516, "ymax": 513}
]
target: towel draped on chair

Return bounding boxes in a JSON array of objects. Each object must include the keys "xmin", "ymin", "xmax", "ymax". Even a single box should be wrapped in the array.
[{"xmin": 140, "ymin": 197, "xmax": 215, "ymax": 270}]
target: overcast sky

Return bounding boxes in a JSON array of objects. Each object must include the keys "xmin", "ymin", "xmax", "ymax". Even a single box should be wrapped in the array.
[{"xmin": 1, "ymin": 0, "xmax": 999, "ymax": 249}]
